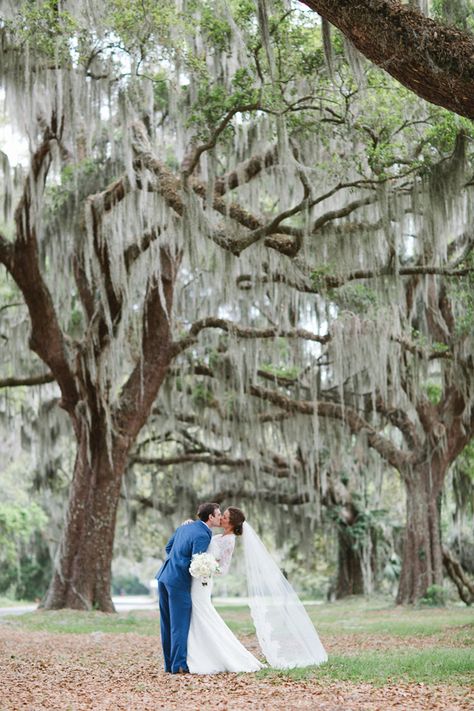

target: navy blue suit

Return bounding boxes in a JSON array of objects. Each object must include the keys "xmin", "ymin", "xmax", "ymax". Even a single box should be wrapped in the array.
[{"xmin": 156, "ymin": 520, "xmax": 211, "ymax": 672}]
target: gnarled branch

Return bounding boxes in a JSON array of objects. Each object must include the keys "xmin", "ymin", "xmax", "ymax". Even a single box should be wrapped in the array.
[
  {"xmin": 300, "ymin": 0, "xmax": 474, "ymax": 119},
  {"xmin": 3, "ymin": 131, "xmax": 78, "ymax": 411},
  {"xmin": 249, "ymin": 383, "xmax": 411, "ymax": 472},
  {"xmin": 172, "ymin": 317, "xmax": 330, "ymax": 356}
]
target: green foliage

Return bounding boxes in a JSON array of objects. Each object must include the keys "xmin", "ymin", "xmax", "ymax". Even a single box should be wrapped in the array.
[
  {"xmin": 419, "ymin": 584, "xmax": 447, "ymax": 608},
  {"xmin": 68, "ymin": 304, "xmax": 84, "ymax": 336},
  {"xmin": 432, "ymin": 341, "xmax": 450, "ymax": 354},
  {"xmin": 106, "ymin": 0, "xmax": 178, "ymax": 54},
  {"xmin": 424, "ymin": 382, "xmax": 442, "ymax": 405},
  {"xmin": 46, "ymin": 157, "xmax": 121, "ymax": 233},
  {"xmin": 432, "ymin": 0, "xmax": 474, "ymax": 31},
  {"xmin": 0, "ymin": 503, "xmax": 47, "ymax": 564},
  {"xmin": 422, "ymin": 111, "xmax": 474, "ymax": 158},
  {"xmin": 187, "ymin": 67, "xmax": 259, "ymax": 137},
  {"xmin": 329, "ymin": 506, "xmax": 387, "ymax": 551},
  {"xmin": 458, "ymin": 441, "xmax": 474, "ymax": 479},
  {"xmin": 259, "ymin": 363, "xmax": 299, "ymax": 380},
  {"xmin": 330, "ymin": 283, "xmax": 378, "ymax": 314},
  {"xmin": 9, "ymin": 0, "xmax": 78, "ymax": 61},
  {"xmin": 383, "ymin": 553, "xmax": 401, "ymax": 583},
  {"xmin": 232, "ymin": 0, "xmax": 255, "ymax": 29},
  {"xmin": 0, "ymin": 503, "xmax": 51, "ymax": 600},
  {"xmin": 198, "ymin": 4, "xmax": 232, "ymax": 52},
  {"xmin": 191, "ymin": 382, "xmax": 215, "ymax": 407},
  {"xmin": 310, "ymin": 264, "xmax": 334, "ymax": 291},
  {"xmin": 448, "ymin": 268, "xmax": 474, "ymax": 336},
  {"xmin": 111, "ymin": 574, "xmax": 149, "ymax": 595}
]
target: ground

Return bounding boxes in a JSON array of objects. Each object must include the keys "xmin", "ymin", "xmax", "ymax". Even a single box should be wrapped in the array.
[{"xmin": 1, "ymin": 598, "xmax": 473, "ymax": 710}]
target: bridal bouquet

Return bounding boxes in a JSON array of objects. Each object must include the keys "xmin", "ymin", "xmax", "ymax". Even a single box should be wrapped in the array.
[{"xmin": 189, "ymin": 552, "xmax": 220, "ymax": 586}]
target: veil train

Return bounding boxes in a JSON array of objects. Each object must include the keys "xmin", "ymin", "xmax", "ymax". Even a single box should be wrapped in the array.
[{"xmin": 242, "ymin": 521, "xmax": 328, "ymax": 669}]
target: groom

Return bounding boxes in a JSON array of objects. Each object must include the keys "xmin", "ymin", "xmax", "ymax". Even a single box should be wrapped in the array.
[{"xmin": 156, "ymin": 502, "xmax": 222, "ymax": 673}]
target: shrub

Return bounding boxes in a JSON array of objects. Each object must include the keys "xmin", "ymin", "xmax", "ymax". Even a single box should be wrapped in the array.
[{"xmin": 419, "ymin": 584, "xmax": 447, "ymax": 607}]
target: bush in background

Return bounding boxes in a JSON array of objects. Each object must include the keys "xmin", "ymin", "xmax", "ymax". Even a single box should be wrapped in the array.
[{"xmin": 0, "ymin": 503, "xmax": 52, "ymax": 600}]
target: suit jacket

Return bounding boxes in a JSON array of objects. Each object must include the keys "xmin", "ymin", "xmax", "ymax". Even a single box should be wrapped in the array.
[{"xmin": 156, "ymin": 520, "xmax": 212, "ymax": 589}]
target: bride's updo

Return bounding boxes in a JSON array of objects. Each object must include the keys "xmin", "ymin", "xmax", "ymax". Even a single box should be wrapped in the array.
[{"xmin": 227, "ymin": 507, "xmax": 245, "ymax": 536}]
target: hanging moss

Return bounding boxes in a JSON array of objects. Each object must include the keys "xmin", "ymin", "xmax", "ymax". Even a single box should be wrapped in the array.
[{"xmin": 0, "ymin": 0, "xmax": 473, "ymax": 569}]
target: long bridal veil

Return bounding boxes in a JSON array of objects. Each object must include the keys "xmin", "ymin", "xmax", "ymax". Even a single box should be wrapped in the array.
[{"xmin": 242, "ymin": 522, "xmax": 327, "ymax": 669}]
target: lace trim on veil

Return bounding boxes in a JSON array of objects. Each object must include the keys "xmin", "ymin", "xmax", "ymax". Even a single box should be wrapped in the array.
[{"xmin": 242, "ymin": 522, "xmax": 327, "ymax": 669}]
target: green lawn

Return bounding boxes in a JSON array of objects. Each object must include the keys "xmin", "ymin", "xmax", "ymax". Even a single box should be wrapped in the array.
[
  {"xmin": 218, "ymin": 597, "xmax": 474, "ymax": 638},
  {"xmin": 257, "ymin": 648, "xmax": 474, "ymax": 686},
  {"xmin": 3, "ymin": 608, "xmax": 162, "ymax": 635},
  {"xmin": 3, "ymin": 597, "xmax": 473, "ymax": 686},
  {"xmin": 0, "ymin": 596, "xmax": 31, "ymax": 607}
]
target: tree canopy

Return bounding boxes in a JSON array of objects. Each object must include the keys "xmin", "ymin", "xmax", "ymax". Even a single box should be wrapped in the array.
[{"xmin": 0, "ymin": 0, "xmax": 473, "ymax": 608}]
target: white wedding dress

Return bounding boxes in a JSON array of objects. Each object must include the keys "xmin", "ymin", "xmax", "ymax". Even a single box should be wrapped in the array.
[{"xmin": 187, "ymin": 533, "xmax": 263, "ymax": 674}]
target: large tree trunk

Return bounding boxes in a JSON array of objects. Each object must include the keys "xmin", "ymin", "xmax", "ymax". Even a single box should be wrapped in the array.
[
  {"xmin": 43, "ymin": 424, "xmax": 129, "ymax": 611},
  {"xmin": 396, "ymin": 466, "xmax": 444, "ymax": 604},
  {"xmin": 336, "ymin": 527, "xmax": 364, "ymax": 598},
  {"xmin": 42, "ymin": 250, "xmax": 178, "ymax": 612}
]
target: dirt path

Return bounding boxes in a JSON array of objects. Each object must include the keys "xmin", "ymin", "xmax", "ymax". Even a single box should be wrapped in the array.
[{"xmin": 1, "ymin": 630, "xmax": 472, "ymax": 711}]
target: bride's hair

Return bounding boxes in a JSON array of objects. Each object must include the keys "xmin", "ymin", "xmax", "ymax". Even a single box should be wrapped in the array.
[{"xmin": 227, "ymin": 507, "xmax": 245, "ymax": 536}]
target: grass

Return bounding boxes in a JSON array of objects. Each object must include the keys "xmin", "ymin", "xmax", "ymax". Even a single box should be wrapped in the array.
[
  {"xmin": 3, "ymin": 596, "xmax": 474, "ymax": 686},
  {"xmin": 257, "ymin": 648, "xmax": 474, "ymax": 686},
  {"xmin": 304, "ymin": 598, "xmax": 474, "ymax": 638},
  {"xmin": 3, "ymin": 609, "xmax": 161, "ymax": 635},
  {"xmin": 217, "ymin": 598, "xmax": 474, "ymax": 639},
  {"xmin": 0, "ymin": 596, "xmax": 31, "ymax": 607}
]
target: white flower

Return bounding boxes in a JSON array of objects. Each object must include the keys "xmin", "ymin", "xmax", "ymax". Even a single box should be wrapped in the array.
[{"xmin": 189, "ymin": 552, "xmax": 220, "ymax": 584}]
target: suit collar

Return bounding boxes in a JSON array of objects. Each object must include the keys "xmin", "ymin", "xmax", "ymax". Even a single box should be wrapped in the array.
[{"xmin": 197, "ymin": 520, "xmax": 212, "ymax": 536}]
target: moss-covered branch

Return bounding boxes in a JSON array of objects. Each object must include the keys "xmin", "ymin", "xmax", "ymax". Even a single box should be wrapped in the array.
[{"xmin": 300, "ymin": 0, "xmax": 474, "ymax": 118}]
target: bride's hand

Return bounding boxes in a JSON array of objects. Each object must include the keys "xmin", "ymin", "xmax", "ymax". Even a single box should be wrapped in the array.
[{"xmin": 182, "ymin": 519, "xmax": 193, "ymax": 525}]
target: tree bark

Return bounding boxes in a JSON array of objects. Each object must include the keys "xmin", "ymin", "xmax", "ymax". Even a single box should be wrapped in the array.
[
  {"xmin": 300, "ymin": 0, "xmax": 474, "ymax": 119},
  {"xmin": 42, "ymin": 252, "xmax": 178, "ymax": 612},
  {"xmin": 43, "ymin": 426, "xmax": 127, "ymax": 611},
  {"xmin": 336, "ymin": 527, "xmax": 364, "ymax": 598},
  {"xmin": 396, "ymin": 466, "xmax": 444, "ymax": 604},
  {"xmin": 442, "ymin": 545, "xmax": 474, "ymax": 605}
]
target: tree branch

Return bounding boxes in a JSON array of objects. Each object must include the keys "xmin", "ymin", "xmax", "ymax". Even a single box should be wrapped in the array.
[
  {"xmin": 393, "ymin": 334, "xmax": 453, "ymax": 361},
  {"xmin": 114, "ymin": 248, "xmax": 179, "ymax": 441},
  {"xmin": 249, "ymin": 383, "xmax": 410, "ymax": 471},
  {"xmin": 171, "ymin": 317, "xmax": 330, "ymax": 356},
  {"xmin": 132, "ymin": 453, "xmax": 250, "ymax": 467},
  {"xmin": 239, "ymin": 263, "xmax": 474, "ymax": 297},
  {"xmin": 214, "ymin": 145, "xmax": 278, "ymax": 195},
  {"xmin": 300, "ymin": 0, "xmax": 474, "ymax": 119},
  {"xmin": 4, "ymin": 131, "xmax": 78, "ymax": 411},
  {"xmin": 374, "ymin": 394, "xmax": 421, "ymax": 451},
  {"xmin": 0, "ymin": 372, "xmax": 55, "ymax": 388},
  {"xmin": 311, "ymin": 196, "xmax": 376, "ymax": 233},
  {"xmin": 182, "ymin": 103, "xmax": 261, "ymax": 179}
]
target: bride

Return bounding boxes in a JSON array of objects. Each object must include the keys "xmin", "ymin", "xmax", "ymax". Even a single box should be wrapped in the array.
[{"xmin": 187, "ymin": 506, "xmax": 327, "ymax": 674}]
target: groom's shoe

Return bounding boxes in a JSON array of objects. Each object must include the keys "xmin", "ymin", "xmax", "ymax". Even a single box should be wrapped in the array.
[{"xmin": 176, "ymin": 667, "xmax": 189, "ymax": 674}]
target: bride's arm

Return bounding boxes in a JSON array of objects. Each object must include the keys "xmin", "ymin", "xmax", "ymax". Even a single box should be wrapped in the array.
[{"xmin": 216, "ymin": 536, "xmax": 235, "ymax": 576}]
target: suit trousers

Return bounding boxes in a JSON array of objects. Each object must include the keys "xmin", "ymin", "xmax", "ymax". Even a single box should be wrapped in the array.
[{"xmin": 158, "ymin": 581, "xmax": 192, "ymax": 673}]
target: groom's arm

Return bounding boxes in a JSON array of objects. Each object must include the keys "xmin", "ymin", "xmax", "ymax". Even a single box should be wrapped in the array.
[{"xmin": 165, "ymin": 531, "xmax": 176, "ymax": 555}]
